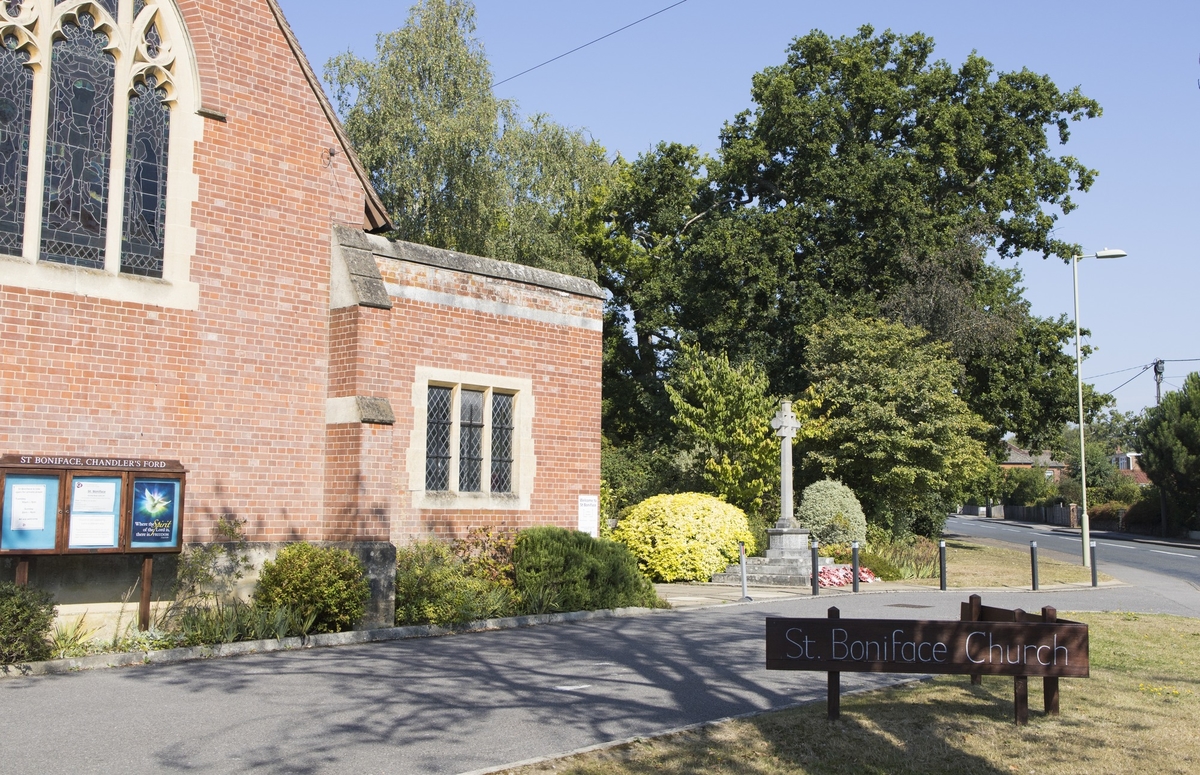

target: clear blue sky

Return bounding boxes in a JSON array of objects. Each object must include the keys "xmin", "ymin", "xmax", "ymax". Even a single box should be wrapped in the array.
[{"xmin": 279, "ymin": 0, "xmax": 1200, "ymax": 415}]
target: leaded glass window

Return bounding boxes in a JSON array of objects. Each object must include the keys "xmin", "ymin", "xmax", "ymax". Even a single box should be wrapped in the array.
[
  {"xmin": 40, "ymin": 12, "xmax": 115, "ymax": 269},
  {"xmin": 0, "ymin": 33, "xmax": 32, "ymax": 254},
  {"xmin": 491, "ymin": 393, "xmax": 514, "ymax": 493},
  {"xmin": 458, "ymin": 389, "xmax": 484, "ymax": 492},
  {"xmin": 121, "ymin": 74, "xmax": 169, "ymax": 276},
  {"xmin": 426, "ymin": 386, "xmax": 452, "ymax": 491}
]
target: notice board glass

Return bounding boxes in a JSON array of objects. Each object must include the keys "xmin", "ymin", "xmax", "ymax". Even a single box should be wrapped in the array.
[
  {"xmin": 66, "ymin": 475, "xmax": 123, "ymax": 551},
  {"xmin": 1, "ymin": 474, "xmax": 61, "ymax": 552},
  {"xmin": 129, "ymin": 477, "xmax": 182, "ymax": 549}
]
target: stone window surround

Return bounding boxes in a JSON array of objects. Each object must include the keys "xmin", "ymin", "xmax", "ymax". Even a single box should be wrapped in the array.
[
  {"xmin": 407, "ymin": 366, "xmax": 534, "ymax": 512},
  {"xmin": 0, "ymin": 0, "xmax": 200, "ymax": 310}
]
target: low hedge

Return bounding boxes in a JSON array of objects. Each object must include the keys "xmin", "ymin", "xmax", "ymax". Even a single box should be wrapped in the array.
[{"xmin": 513, "ymin": 527, "xmax": 661, "ymax": 613}]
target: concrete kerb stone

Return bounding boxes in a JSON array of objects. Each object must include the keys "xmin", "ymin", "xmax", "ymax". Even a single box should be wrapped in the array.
[{"xmin": 0, "ymin": 606, "xmax": 661, "ymax": 680}]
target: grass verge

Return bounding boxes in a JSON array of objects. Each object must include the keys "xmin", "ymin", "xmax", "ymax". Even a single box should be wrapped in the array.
[
  {"xmin": 502, "ymin": 612, "xmax": 1200, "ymax": 775},
  {"xmin": 900, "ymin": 539, "xmax": 1113, "ymax": 588}
]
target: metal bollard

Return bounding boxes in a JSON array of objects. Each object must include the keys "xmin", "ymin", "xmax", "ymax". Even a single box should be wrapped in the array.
[
  {"xmin": 739, "ymin": 541, "xmax": 751, "ymax": 601},
  {"xmin": 811, "ymin": 539, "xmax": 820, "ymax": 595},
  {"xmin": 1090, "ymin": 541, "xmax": 1098, "ymax": 587},
  {"xmin": 939, "ymin": 540, "xmax": 947, "ymax": 591},
  {"xmin": 1030, "ymin": 541, "xmax": 1039, "ymax": 591},
  {"xmin": 851, "ymin": 540, "xmax": 860, "ymax": 593}
]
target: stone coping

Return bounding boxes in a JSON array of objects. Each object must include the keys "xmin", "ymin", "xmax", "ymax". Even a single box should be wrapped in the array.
[{"xmin": 0, "ymin": 606, "xmax": 659, "ymax": 680}]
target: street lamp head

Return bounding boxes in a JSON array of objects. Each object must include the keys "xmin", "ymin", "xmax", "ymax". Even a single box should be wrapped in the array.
[{"xmin": 1094, "ymin": 248, "xmax": 1127, "ymax": 259}]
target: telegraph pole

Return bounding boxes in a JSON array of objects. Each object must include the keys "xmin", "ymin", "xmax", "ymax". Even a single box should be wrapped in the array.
[{"xmin": 1154, "ymin": 359, "xmax": 1168, "ymax": 536}]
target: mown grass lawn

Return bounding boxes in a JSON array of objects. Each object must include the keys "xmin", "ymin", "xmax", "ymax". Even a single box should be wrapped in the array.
[
  {"xmin": 902, "ymin": 539, "xmax": 1114, "ymax": 588},
  {"xmin": 504, "ymin": 612, "xmax": 1200, "ymax": 775}
]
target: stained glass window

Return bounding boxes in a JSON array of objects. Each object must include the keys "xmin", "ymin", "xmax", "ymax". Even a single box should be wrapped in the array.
[
  {"xmin": 133, "ymin": 0, "xmax": 146, "ymax": 18},
  {"xmin": 5, "ymin": 1, "xmax": 23, "ymax": 17},
  {"xmin": 0, "ymin": 34, "xmax": 32, "ymax": 254},
  {"xmin": 40, "ymin": 12, "xmax": 115, "ymax": 269},
  {"xmin": 491, "ymin": 393, "xmax": 514, "ymax": 494},
  {"xmin": 121, "ymin": 75, "xmax": 169, "ymax": 277},
  {"xmin": 144, "ymin": 21, "xmax": 161, "ymax": 57},
  {"xmin": 459, "ymin": 390, "xmax": 484, "ymax": 492},
  {"xmin": 426, "ymin": 386, "xmax": 452, "ymax": 491}
]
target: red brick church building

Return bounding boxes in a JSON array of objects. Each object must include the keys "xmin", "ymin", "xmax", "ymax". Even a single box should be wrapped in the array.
[{"xmin": 0, "ymin": 0, "xmax": 602, "ymax": 626}]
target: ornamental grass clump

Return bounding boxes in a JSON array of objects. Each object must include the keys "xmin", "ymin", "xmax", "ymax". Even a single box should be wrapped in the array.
[
  {"xmin": 254, "ymin": 543, "xmax": 371, "ymax": 634},
  {"xmin": 796, "ymin": 479, "xmax": 866, "ymax": 545},
  {"xmin": 613, "ymin": 493, "xmax": 754, "ymax": 582}
]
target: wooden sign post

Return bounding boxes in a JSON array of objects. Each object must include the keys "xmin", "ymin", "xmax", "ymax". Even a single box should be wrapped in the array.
[{"xmin": 767, "ymin": 596, "xmax": 1089, "ymax": 725}]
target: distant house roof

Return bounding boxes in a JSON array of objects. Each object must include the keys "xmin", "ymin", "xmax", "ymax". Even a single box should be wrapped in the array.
[
  {"xmin": 1003, "ymin": 442, "xmax": 1066, "ymax": 469},
  {"xmin": 1118, "ymin": 468, "xmax": 1153, "ymax": 486}
]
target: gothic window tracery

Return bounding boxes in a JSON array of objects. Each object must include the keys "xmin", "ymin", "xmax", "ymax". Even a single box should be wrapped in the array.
[
  {"xmin": 2, "ymin": 0, "xmax": 180, "ymax": 279},
  {"xmin": 0, "ymin": 32, "xmax": 33, "ymax": 253}
]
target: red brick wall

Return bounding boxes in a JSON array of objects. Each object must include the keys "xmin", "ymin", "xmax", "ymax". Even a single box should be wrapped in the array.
[
  {"xmin": 379, "ymin": 261, "xmax": 603, "ymax": 542},
  {"xmin": 1, "ymin": 0, "xmax": 365, "ymax": 543},
  {"xmin": 1, "ymin": 0, "xmax": 603, "ymax": 553}
]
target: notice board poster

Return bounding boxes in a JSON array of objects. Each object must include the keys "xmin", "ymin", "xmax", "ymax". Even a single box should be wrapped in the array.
[
  {"xmin": 129, "ymin": 478, "xmax": 181, "ymax": 549},
  {"xmin": 1, "ymin": 474, "xmax": 60, "ymax": 552},
  {"xmin": 67, "ymin": 476, "xmax": 122, "ymax": 550}
]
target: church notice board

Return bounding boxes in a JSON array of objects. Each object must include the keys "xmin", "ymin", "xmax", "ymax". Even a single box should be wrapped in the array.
[{"xmin": 0, "ymin": 455, "xmax": 185, "ymax": 555}]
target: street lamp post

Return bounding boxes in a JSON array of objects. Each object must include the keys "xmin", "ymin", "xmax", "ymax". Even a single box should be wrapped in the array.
[{"xmin": 1072, "ymin": 248, "xmax": 1127, "ymax": 568}]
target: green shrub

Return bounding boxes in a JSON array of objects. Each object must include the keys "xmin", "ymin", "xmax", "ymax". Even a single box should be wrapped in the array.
[
  {"xmin": 451, "ymin": 526, "xmax": 517, "ymax": 586},
  {"xmin": 0, "ymin": 582, "xmax": 56, "ymax": 664},
  {"xmin": 395, "ymin": 540, "xmax": 515, "ymax": 626},
  {"xmin": 513, "ymin": 527, "xmax": 661, "ymax": 612},
  {"xmin": 859, "ymin": 551, "xmax": 902, "ymax": 581},
  {"xmin": 254, "ymin": 543, "xmax": 370, "ymax": 634},
  {"xmin": 797, "ymin": 479, "xmax": 867, "ymax": 545},
  {"xmin": 613, "ymin": 493, "xmax": 754, "ymax": 582}
]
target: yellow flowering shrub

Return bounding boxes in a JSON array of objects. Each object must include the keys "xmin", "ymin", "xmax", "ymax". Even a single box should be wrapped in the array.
[{"xmin": 612, "ymin": 493, "xmax": 754, "ymax": 582}]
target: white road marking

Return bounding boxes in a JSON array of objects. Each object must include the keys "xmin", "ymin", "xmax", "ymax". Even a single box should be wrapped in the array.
[
  {"xmin": 1150, "ymin": 550, "xmax": 1197, "ymax": 559},
  {"xmin": 553, "ymin": 684, "xmax": 592, "ymax": 691},
  {"xmin": 1099, "ymin": 542, "xmax": 1135, "ymax": 550}
]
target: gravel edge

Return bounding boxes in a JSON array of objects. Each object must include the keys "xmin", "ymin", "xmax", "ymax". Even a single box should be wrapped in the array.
[{"xmin": 0, "ymin": 606, "xmax": 661, "ymax": 680}]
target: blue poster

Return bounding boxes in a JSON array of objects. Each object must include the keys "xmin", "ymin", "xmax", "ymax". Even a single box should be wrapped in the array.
[
  {"xmin": 130, "ymin": 478, "xmax": 180, "ymax": 548},
  {"xmin": 2, "ymin": 474, "xmax": 60, "ymax": 551}
]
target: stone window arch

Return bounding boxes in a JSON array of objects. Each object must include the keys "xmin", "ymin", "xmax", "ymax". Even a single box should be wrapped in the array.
[{"xmin": 1, "ymin": 0, "xmax": 199, "ymax": 309}]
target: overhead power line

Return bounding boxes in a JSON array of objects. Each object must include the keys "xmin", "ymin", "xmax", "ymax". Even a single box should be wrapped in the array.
[
  {"xmin": 1084, "ymin": 363, "xmax": 1151, "ymax": 380},
  {"xmin": 1104, "ymin": 365, "xmax": 1151, "ymax": 394},
  {"xmin": 493, "ymin": 0, "xmax": 691, "ymax": 87}
]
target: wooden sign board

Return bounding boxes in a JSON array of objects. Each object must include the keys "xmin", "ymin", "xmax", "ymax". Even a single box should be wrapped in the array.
[
  {"xmin": 1, "ymin": 455, "xmax": 186, "ymax": 555},
  {"xmin": 766, "ymin": 617, "xmax": 1089, "ymax": 677}
]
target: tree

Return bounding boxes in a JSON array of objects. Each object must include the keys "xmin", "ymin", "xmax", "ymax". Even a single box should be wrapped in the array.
[
  {"xmin": 795, "ymin": 316, "xmax": 990, "ymax": 536},
  {"xmin": 327, "ymin": 0, "xmax": 611, "ymax": 277},
  {"xmin": 327, "ymin": 0, "xmax": 503, "ymax": 256},
  {"xmin": 1138, "ymin": 373, "xmax": 1200, "ymax": 528},
  {"xmin": 591, "ymin": 27, "xmax": 1101, "ymax": 454},
  {"xmin": 665, "ymin": 344, "xmax": 779, "ymax": 526}
]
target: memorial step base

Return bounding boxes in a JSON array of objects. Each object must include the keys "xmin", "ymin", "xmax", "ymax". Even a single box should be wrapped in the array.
[{"xmin": 710, "ymin": 555, "xmax": 835, "ymax": 586}]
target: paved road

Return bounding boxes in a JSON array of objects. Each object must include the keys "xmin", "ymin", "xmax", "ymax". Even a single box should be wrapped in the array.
[
  {"xmin": 946, "ymin": 515, "xmax": 1200, "ymax": 586},
  {"xmin": 3, "ymin": 579, "xmax": 1197, "ymax": 775}
]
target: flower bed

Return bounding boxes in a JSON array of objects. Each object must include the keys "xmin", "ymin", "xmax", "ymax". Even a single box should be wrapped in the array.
[{"xmin": 817, "ymin": 565, "xmax": 878, "ymax": 588}]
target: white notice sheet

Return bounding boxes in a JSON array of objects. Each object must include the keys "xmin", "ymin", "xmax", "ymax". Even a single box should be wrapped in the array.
[
  {"xmin": 72, "ymin": 481, "xmax": 117, "ymax": 514},
  {"xmin": 11, "ymin": 484, "xmax": 47, "ymax": 531},
  {"xmin": 69, "ymin": 513, "xmax": 116, "ymax": 547}
]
